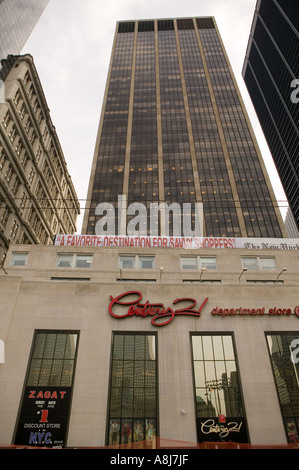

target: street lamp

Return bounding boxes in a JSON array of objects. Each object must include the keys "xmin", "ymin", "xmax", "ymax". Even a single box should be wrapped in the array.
[
  {"xmin": 238, "ymin": 268, "xmax": 247, "ymax": 282},
  {"xmin": 276, "ymin": 267, "xmax": 287, "ymax": 282},
  {"xmin": 199, "ymin": 267, "xmax": 206, "ymax": 281}
]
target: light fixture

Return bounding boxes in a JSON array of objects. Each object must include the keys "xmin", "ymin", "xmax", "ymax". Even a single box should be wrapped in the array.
[
  {"xmin": 276, "ymin": 267, "xmax": 287, "ymax": 282},
  {"xmin": 238, "ymin": 268, "xmax": 247, "ymax": 282},
  {"xmin": 159, "ymin": 266, "xmax": 165, "ymax": 280},
  {"xmin": 199, "ymin": 267, "xmax": 206, "ymax": 281}
]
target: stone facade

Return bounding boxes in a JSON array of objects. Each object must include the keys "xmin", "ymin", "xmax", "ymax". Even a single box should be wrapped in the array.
[
  {"xmin": 0, "ymin": 242, "xmax": 299, "ymax": 447},
  {"xmin": 0, "ymin": 55, "xmax": 80, "ymax": 261}
]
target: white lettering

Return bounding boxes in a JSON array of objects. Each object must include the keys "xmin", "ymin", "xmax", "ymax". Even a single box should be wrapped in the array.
[
  {"xmin": 110, "ymin": 455, "xmax": 145, "ymax": 467},
  {"xmin": 127, "ymin": 201, "xmax": 147, "ymax": 236},
  {"xmin": 290, "ymin": 79, "xmax": 299, "ymax": 104},
  {"xmin": 201, "ymin": 418, "xmax": 243, "ymax": 438},
  {"xmin": 94, "ymin": 195, "xmax": 204, "ymax": 236},
  {"xmin": 95, "ymin": 202, "xmax": 115, "ymax": 235},
  {"xmin": 290, "ymin": 339, "xmax": 299, "ymax": 364}
]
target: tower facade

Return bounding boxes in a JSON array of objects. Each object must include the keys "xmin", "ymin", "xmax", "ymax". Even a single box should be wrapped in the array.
[
  {"xmin": 0, "ymin": 0, "xmax": 49, "ymax": 60},
  {"xmin": 243, "ymin": 0, "xmax": 299, "ymax": 231},
  {"xmin": 83, "ymin": 17, "xmax": 286, "ymax": 239},
  {"xmin": 0, "ymin": 54, "xmax": 80, "ymax": 260}
]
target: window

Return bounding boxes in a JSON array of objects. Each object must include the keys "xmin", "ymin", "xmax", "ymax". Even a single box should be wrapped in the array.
[
  {"xmin": 0, "ymin": 148, "xmax": 6, "ymax": 170},
  {"xmin": 11, "ymin": 252, "xmax": 28, "ymax": 266},
  {"xmin": 2, "ymin": 110, "xmax": 11, "ymax": 128},
  {"xmin": 14, "ymin": 330, "xmax": 79, "ymax": 447},
  {"xmin": 10, "ymin": 220, "xmax": 19, "ymax": 240},
  {"xmin": 56, "ymin": 254, "xmax": 72, "ymax": 267},
  {"xmin": 28, "ymin": 168, "xmax": 35, "ymax": 184},
  {"xmin": 181, "ymin": 256, "xmax": 217, "ymax": 270},
  {"xmin": 107, "ymin": 333, "xmax": 157, "ymax": 446},
  {"xmin": 181, "ymin": 257, "xmax": 197, "ymax": 270},
  {"xmin": 183, "ymin": 279, "xmax": 221, "ymax": 283},
  {"xmin": 247, "ymin": 280, "xmax": 284, "ymax": 284},
  {"xmin": 0, "ymin": 207, "xmax": 10, "ymax": 227},
  {"xmin": 56, "ymin": 253, "xmax": 93, "ymax": 268},
  {"xmin": 20, "ymin": 192, "xmax": 27, "ymax": 209},
  {"xmin": 75, "ymin": 255, "xmax": 93, "ymax": 268},
  {"xmin": 138, "ymin": 256, "xmax": 154, "ymax": 269},
  {"xmin": 117, "ymin": 278, "xmax": 156, "ymax": 283},
  {"xmin": 191, "ymin": 334, "xmax": 248, "ymax": 443},
  {"xmin": 200, "ymin": 257, "xmax": 217, "ymax": 270},
  {"xmin": 266, "ymin": 333, "xmax": 299, "ymax": 443},
  {"xmin": 51, "ymin": 277, "xmax": 90, "ymax": 282},
  {"xmin": 26, "ymin": 331, "xmax": 79, "ymax": 387},
  {"xmin": 119, "ymin": 255, "xmax": 135, "ymax": 269},
  {"xmin": 241, "ymin": 256, "xmax": 276, "ymax": 270},
  {"xmin": 119, "ymin": 255, "xmax": 155, "ymax": 269}
]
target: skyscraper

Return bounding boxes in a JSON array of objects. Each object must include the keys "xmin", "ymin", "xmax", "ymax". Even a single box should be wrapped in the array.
[
  {"xmin": 0, "ymin": 0, "xmax": 49, "ymax": 60},
  {"xmin": 242, "ymin": 0, "xmax": 299, "ymax": 231},
  {"xmin": 83, "ymin": 17, "xmax": 286, "ymax": 239}
]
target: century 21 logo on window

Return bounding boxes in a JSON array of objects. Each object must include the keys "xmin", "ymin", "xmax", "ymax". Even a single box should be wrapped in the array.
[
  {"xmin": 291, "ymin": 79, "xmax": 299, "ymax": 104},
  {"xmin": 290, "ymin": 339, "xmax": 299, "ymax": 364}
]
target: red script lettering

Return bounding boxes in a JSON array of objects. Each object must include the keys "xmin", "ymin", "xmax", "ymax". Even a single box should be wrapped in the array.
[{"xmin": 108, "ymin": 291, "xmax": 208, "ymax": 327}]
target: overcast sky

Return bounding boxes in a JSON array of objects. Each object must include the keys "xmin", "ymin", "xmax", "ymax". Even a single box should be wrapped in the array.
[{"xmin": 21, "ymin": 0, "xmax": 287, "ymax": 233}]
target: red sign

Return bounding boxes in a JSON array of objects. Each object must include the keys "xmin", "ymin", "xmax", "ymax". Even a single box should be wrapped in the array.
[
  {"xmin": 108, "ymin": 291, "xmax": 208, "ymax": 327},
  {"xmin": 211, "ymin": 306, "xmax": 299, "ymax": 317}
]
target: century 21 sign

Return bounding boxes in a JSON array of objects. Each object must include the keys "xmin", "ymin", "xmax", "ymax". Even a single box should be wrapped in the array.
[
  {"xmin": 108, "ymin": 291, "xmax": 299, "ymax": 327},
  {"xmin": 108, "ymin": 291, "xmax": 208, "ymax": 327}
]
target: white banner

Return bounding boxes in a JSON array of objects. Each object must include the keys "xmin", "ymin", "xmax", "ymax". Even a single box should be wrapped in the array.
[{"xmin": 54, "ymin": 235, "xmax": 299, "ymax": 250}]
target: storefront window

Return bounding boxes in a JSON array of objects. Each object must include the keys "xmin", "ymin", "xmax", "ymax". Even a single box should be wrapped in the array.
[
  {"xmin": 14, "ymin": 330, "xmax": 79, "ymax": 447},
  {"xmin": 107, "ymin": 333, "xmax": 157, "ymax": 445},
  {"xmin": 266, "ymin": 333, "xmax": 299, "ymax": 443},
  {"xmin": 26, "ymin": 331, "xmax": 78, "ymax": 386},
  {"xmin": 191, "ymin": 334, "xmax": 248, "ymax": 443}
]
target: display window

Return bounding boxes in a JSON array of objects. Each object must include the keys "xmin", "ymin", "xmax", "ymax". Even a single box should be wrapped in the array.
[{"xmin": 107, "ymin": 332, "xmax": 157, "ymax": 445}]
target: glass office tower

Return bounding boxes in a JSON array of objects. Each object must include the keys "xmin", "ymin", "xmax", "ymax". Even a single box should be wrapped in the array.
[
  {"xmin": 0, "ymin": 0, "xmax": 49, "ymax": 60},
  {"xmin": 243, "ymin": 0, "xmax": 299, "ymax": 231},
  {"xmin": 83, "ymin": 17, "xmax": 286, "ymax": 238}
]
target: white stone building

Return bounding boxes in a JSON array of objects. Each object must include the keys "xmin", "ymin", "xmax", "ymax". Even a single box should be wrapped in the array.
[{"xmin": 0, "ymin": 237, "xmax": 299, "ymax": 448}]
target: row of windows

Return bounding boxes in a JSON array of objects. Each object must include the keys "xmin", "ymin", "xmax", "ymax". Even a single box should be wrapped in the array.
[
  {"xmin": 119, "ymin": 255, "xmax": 279, "ymax": 272},
  {"xmin": 10, "ymin": 251, "xmax": 282, "ymax": 273},
  {"xmin": 15, "ymin": 330, "xmax": 299, "ymax": 445},
  {"xmin": 1, "ymin": 106, "xmax": 75, "ymax": 237},
  {"xmin": 87, "ymin": 26, "xmax": 283, "ymax": 238},
  {"xmin": 198, "ymin": 28, "xmax": 282, "ymax": 239}
]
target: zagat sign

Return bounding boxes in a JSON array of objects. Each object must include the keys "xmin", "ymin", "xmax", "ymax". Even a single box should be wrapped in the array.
[{"xmin": 108, "ymin": 291, "xmax": 208, "ymax": 327}]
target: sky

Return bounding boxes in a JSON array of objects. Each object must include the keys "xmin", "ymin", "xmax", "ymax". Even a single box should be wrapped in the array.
[{"xmin": 21, "ymin": 0, "xmax": 287, "ymax": 234}]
